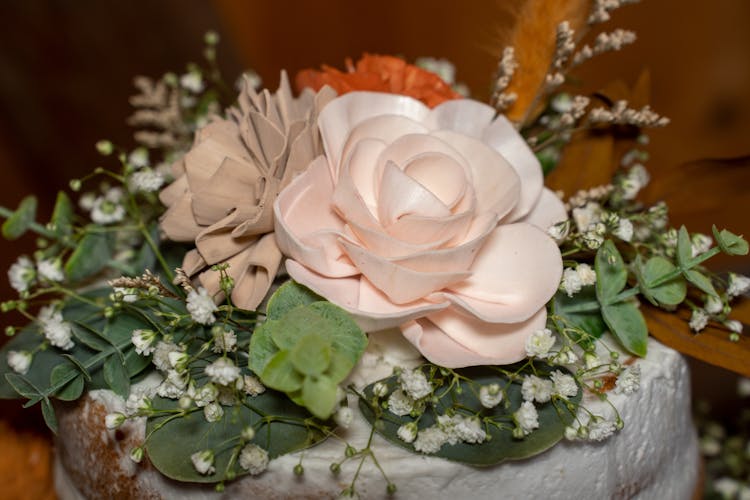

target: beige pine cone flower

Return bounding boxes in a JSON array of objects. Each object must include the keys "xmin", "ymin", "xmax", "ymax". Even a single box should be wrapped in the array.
[{"xmin": 159, "ymin": 72, "xmax": 335, "ymax": 309}]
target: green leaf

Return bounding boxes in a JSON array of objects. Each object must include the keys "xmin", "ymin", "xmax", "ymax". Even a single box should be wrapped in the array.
[
  {"xmin": 131, "ymin": 222, "xmax": 160, "ymax": 274},
  {"xmin": 50, "ymin": 363, "xmax": 84, "ymax": 401},
  {"xmin": 71, "ymin": 322, "xmax": 112, "ymax": 352},
  {"xmin": 145, "ymin": 392, "xmax": 326, "ymax": 483},
  {"xmin": 41, "ymin": 398, "xmax": 58, "ymax": 434},
  {"xmin": 103, "ymin": 355, "xmax": 130, "ymax": 398},
  {"xmin": 50, "ymin": 191, "xmax": 74, "ymax": 237},
  {"xmin": 601, "ymin": 302, "xmax": 648, "ymax": 356},
  {"xmin": 64, "ymin": 229, "xmax": 113, "ymax": 282},
  {"xmin": 290, "ymin": 334, "xmax": 331, "ymax": 376},
  {"xmin": 552, "ymin": 288, "xmax": 606, "ymax": 349},
  {"xmin": 248, "ymin": 321, "xmax": 280, "ymax": 376},
  {"xmin": 124, "ymin": 347, "xmax": 152, "ymax": 378},
  {"xmin": 712, "ymin": 225, "xmax": 749, "ymax": 256},
  {"xmin": 270, "ymin": 307, "xmax": 331, "ymax": 350},
  {"xmin": 684, "ymin": 269, "xmax": 718, "ymax": 298},
  {"xmin": 676, "ymin": 226, "xmax": 692, "ymax": 269},
  {"xmin": 2, "ymin": 196, "xmax": 37, "ymax": 240},
  {"xmin": 640, "ymin": 256, "xmax": 687, "ymax": 306},
  {"xmin": 359, "ymin": 364, "xmax": 581, "ymax": 465},
  {"xmin": 266, "ymin": 281, "xmax": 323, "ymax": 320},
  {"xmin": 326, "ymin": 350, "xmax": 356, "ymax": 383},
  {"xmin": 5, "ymin": 373, "xmax": 41, "ymax": 399},
  {"xmin": 595, "ymin": 240, "xmax": 628, "ymax": 305},
  {"xmin": 261, "ymin": 351, "xmax": 303, "ymax": 392},
  {"xmin": 301, "ymin": 375, "xmax": 338, "ymax": 419}
]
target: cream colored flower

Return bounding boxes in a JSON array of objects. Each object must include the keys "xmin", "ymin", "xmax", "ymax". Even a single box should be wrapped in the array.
[{"xmin": 159, "ymin": 73, "xmax": 335, "ymax": 309}]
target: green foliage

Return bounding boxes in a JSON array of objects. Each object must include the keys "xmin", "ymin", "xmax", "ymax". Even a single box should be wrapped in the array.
[
  {"xmin": 637, "ymin": 256, "xmax": 686, "ymax": 306},
  {"xmin": 359, "ymin": 363, "xmax": 581, "ymax": 465},
  {"xmin": 713, "ymin": 225, "xmax": 749, "ymax": 256},
  {"xmin": 2, "ymin": 196, "xmax": 37, "ymax": 240},
  {"xmin": 552, "ymin": 287, "xmax": 606, "ymax": 349},
  {"xmin": 64, "ymin": 229, "xmax": 114, "ymax": 282},
  {"xmin": 249, "ymin": 281, "xmax": 367, "ymax": 419},
  {"xmin": 50, "ymin": 191, "xmax": 75, "ymax": 237}
]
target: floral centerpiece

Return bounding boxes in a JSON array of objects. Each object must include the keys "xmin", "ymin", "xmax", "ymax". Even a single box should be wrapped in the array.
[{"xmin": 0, "ymin": 1, "xmax": 748, "ymax": 496}]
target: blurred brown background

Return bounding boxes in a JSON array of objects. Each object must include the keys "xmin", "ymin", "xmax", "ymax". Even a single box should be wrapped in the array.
[{"xmin": 0, "ymin": 0, "xmax": 748, "ymax": 431}]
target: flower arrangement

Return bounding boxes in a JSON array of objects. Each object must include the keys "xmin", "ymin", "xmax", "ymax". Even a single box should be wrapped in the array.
[{"xmin": 0, "ymin": 1, "xmax": 748, "ymax": 496}]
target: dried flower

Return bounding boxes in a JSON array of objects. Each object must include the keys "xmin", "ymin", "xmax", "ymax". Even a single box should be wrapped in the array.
[{"xmin": 239, "ymin": 444, "xmax": 269, "ymax": 475}]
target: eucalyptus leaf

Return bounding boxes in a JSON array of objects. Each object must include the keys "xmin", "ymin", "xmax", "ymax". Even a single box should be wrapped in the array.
[
  {"xmin": 676, "ymin": 226, "xmax": 692, "ymax": 269},
  {"xmin": 327, "ymin": 350, "xmax": 356, "ymax": 383},
  {"xmin": 5, "ymin": 373, "xmax": 41, "ymax": 399},
  {"xmin": 359, "ymin": 364, "xmax": 581, "ymax": 465},
  {"xmin": 103, "ymin": 355, "xmax": 130, "ymax": 398},
  {"xmin": 266, "ymin": 281, "xmax": 323, "ymax": 320},
  {"xmin": 1, "ymin": 195, "xmax": 37, "ymax": 240},
  {"xmin": 50, "ymin": 363, "xmax": 84, "ymax": 401},
  {"xmin": 712, "ymin": 225, "xmax": 749, "ymax": 256},
  {"xmin": 64, "ymin": 229, "xmax": 113, "ymax": 282},
  {"xmin": 552, "ymin": 288, "xmax": 606, "ymax": 349},
  {"xmin": 71, "ymin": 322, "xmax": 112, "ymax": 352},
  {"xmin": 684, "ymin": 269, "xmax": 718, "ymax": 298},
  {"xmin": 50, "ymin": 191, "xmax": 74, "ymax": 237},
  {"xmin": 301, "ymin": 375, "xmax": 338, "ymax": 419},
  {"xmin": 124, "ymin": 347, "xmax": 152, "ymax": 378},
  {"xmin": 290, "ymin": 334, "xmax": 331, "ymax": 376},
  {"xmin": 601, "ymin": 302, "xmax": 648, "ymax": 357},
  {"xmin": 640, "ymin": 256, "xmax": 686, "ymax": 306},
  {"xmin": 248, "ymin": 321, "xmax": 280, "ymax": 376},
  {"xmin": 261, "ymin": 350, "xmax": 303, "ymax": 392},
  {"xmin": 41, "ymin": 398, "xmax": 58, "ymax": 434},
  {"xmin": 595, "ymin": 240, "xmax": 628, "ymax": 305},
  {"xmin": 145, "ymin": 392, "xmax": 326, "ymax": 483}
]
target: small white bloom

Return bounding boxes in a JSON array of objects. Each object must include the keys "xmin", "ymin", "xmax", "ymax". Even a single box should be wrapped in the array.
[
  {"xmin": 129, "ymin": 447, "xmax": 144, "ymax": 463},
  {"xmin": 613, "ymin": 218, "xmax": 633, "ymax": 242},
  {"xmin": 372, "ymin": 381, "xmax": 389, "ymax": 398},
  {"xmin": 525, "ymin": 328, "xmax": 556, "ymax": 359},
  {"xmin": 614, "ymin": 364, "xmax": 641, "ymax": 395},
  {"xmin": 186, "ymin": 287, "xmax": 218, "ymax": 325},
  {"xmin": 514, "ymin": 401, "xmax": 539, "ymax": 435},
  {"xmin": 8, "ymin": 256, "xmax": 35, "ymax": 292},
  {"xmin": 190, "ymin": 450, "xmax": 215, "ymax": 475},
  {"xmin": 238, "ymin": 443, "xmax": 269, "ymax": 475},
  {"xmin": 725, "ymin": 320, "xmax": 743, "ymax": 334},
  {"xmin": 152, "ymin": 341, "xmax": 180, "ymax": 371},
  {"xmin": 131, "ymin": 329, "xmax": 158, "ymax": 356},
  {"xmin": 691, "ymin": 233, "xmax": 712, "ymax": 258},
  {"xmin": 572, "ymin": 202, "xmax": 601, "ymax": 232},
  {"xmin": 125, "ymin": 387, "xmax": 154, "ymax": 416},
  {"xmin": 584, "ymin": 352, "xmax": 601, "ymax": 370},
  {"xmin": 128, "ymin": 148, "xmax": 149, "ymax": 168},
  {"xmin": 168, "ymin": 350, "xmax": 189, "ymax": 372},
  {"xmin": 714, "ymin": 477, "xmax": 741, "ymax": 499},
  {"xmin": 397, "ymin": 422, "xmax": 418, "ymax": 443},
  {"xmin": 387, "ymin": 389, "xmax": 414, "ymax": 417},
  {"xmin": 112, "ymin": 286, "xmax": 139, "ymax": 303},
  {"xmin": 629, "ymin": 164, "xmax": 650, "ymax": 188},
  {"xmin": 38, "ymin": 305, "xmax": 74, "ymax": 350},
  {"xmin": 453, "ymin": 415, "xmax": 487, "ymax": 444},
  {"xmin": 6, "ymin": 350, "xmax": 32, "ymax": 375},
  {"xmin": 78, "ymin": 192, "xmax": 96, "ymax": 211},
  {"xmin": 704, "ymin": 295, "xmax": 724, "ymax": 315},
  {"xmin": 194, "ymin": 383, "xmax": 219, "ymax": 407},
  {"xmin": 129, "ymin": 168, "xmax": 165, "ymax": 193},
  {"xmin": 547, "ymin": 219, "xmax": 570, "ymax": 241},
  {"xmin": 413, "ymin": 425, "xmax": 448, "ymax": 454},
  {"xmin": 550, "ymin": 370, "xmax": 578, "ymax": 399},
  {"xmin": 564, "ymin": 425, "xmax": 578, "ymax": 440},
  {"xmin": 737, "ymin": 377, "xmax": 750, "ymax": 398},
  {"xmin": 241, "ymin": 426, "xmax": 256, "ymax": 441},
  {"xmin": 90, "ymin": 196, "xmax": 125, "ymax": 225},
  {"xmin": 334, "ymin": 407, "xmax": 354, "ymax": 429},
  {"xmin": 561, "ymin": 267, "xmax": 583, "ymax": 297},
  {"xmin": 479, "ymin": 383, "xmax": 503, "ymax": 409},
  {"xmin": 728, "ymin": 273, "xmax": 750, "ymax": 298},
  {"xmin": 399, "ymin": 369, "xmax": 432, "ymax": 400},
  {"xmin": 105, "ymin": 412, "xmax": 126, "ymax": 429},
  {"xmin": 587, "ymin": 417, "xmax": 616, "ymax": 441},
  {"xmin": 689, "ymin": 309, "xmax": 709, "ymax": 332},
  {"xmin": 203, "ymin": 402, "xmax": 224, "ymax": 422},
  {"xmin": 576, "ymin": 263, "xmax": 597, "ymax": 286},
  {"xmin": 180, "ymin": 72, "xmax": 205, "ymax": 93},
  {"xmin": 37, "ymin": 259, "xmax": 64, "ymax": 283},
  {"xmin": 157, "ymin": 370, "xmax": 188, "ymax": 399},
  {"xmin": 521, "ymin": 375, "xmax": 554, "ymax": 403},
  {"xmin": 211, "ymin": 326, "xmax": 237, "ymax": 353},
  {"xmin": 243, "ymin": 375, "xmax": 266, "ymax": 397},
  {"xmin": 205, "ymin": 357, "xmax": 240, "ymax": 386},
  {"xmin": 700, "ymin": 436, "xmax": 721, "ymax": 456}
]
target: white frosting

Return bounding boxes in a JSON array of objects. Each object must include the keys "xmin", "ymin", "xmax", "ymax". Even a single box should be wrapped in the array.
[{"xmin": 54, "ymin": 338, "xmax": 698, "ymax": 499}]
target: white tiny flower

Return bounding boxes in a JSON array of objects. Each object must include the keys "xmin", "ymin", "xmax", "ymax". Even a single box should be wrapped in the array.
[
  {"xmin": 725, "ymin": 320, "xmax": 743, "ymax": 334},
  {"xmin": 186, "ymin": 287, "xmax": 218, "ymax": 325},
  {"xmin": 453, "ymin": 415, "xmax": 487, "ymax": 444},
  {"xmin": 372, "ymin": 382, "xmax": 389, "ymax": 398},
  {"xmin": 413, "ymin": 425, "xmax": 448, "ymax": 454},
  {"xmin": 37, "ymin": 259, "xmax": 64, "ymax": 283},
  {"xmin": 700, "ymin": 436, "xmax": 721, "ymax": 456},
  {"xmin": 168, "ymin": 350, "xmax": 189, "ymax": 372},
  {"xmin": 113, "ymin": 287, "xmax": 139, "ymax": 303},
  {"xmin": 205, "ymin": 357, "xmax": 241, "ymax": 386},
  {"xmin": 191, "ymin": 450, "xmax": 215, "ymax": 475},
  {"xmin": 572, "ymin": 202, "xmax": 601, "ymax": 232},
  {"xmin": 704, "ymin": 295, "xmax": 724, "ymax": 315},
  {"xmin": 737, "ymin": 377, "xmax": 750, "ymax": 397},
  {"xmin": 194, "ymin": 383, "xmax": 219, "ymax": 407},
  {"xmin": 78, "ymin": 192, "xmax": 96, "ymax": 211},
  {"xmin": 561, "ymin": 267, "xmax": 583, "ymax": 297},
  {"xmin": 399, "ymin": 369, "xmax": 432, "ymax": 400},
  {"xmin": 239, "ymin": 443, "xmax": 269, "ymax": 475},
  {"xmin": 614, "ymin": 364, "xmax": 641, "ymax": 395},
  {"xmin": 564, "ymin": 425, "xmax": 578, "ymax": 440},
  {"xmin": 203, "ymin": 402, "xmax": 224, "ymax": 422},
  {"xmin": 550, "ymin": 370, "xmax": 578, "ymax": 399},
  {"xmin": 129, "ymin": 447, "xmax": 144, "ymax": 463},
  {"xmin": 525, "ymin": 328, "xmax": 556, "ymax": 359},
  {"xmin": 629, "ymin": 164, "xmax": 650, "ymax": 189},
  {"xmin": 38, "ymin": 305, "xmax": 75, "ymax": 351},
  {"xmin": 152, "ymin": 341, "xmax": 180, "ymax": 371},
  {"xmin": 131, "ymin": 329, "xmax": 158, "ymax": 356},
  {"xmin": 125, "ymin": 388, "xmax": 154, "ymax": 416},
  {"xmin": 691, "ymin": 233, "xmax": 712, "ymax": 258},
  {"xmin": 479, "ymin": 383, "xmax": 503, "ymax": 409},
  {"xmin": 157, "ymin": 370, "xmax": 188, "ymax": 399},
  {"xmin": 397, "ymin": 422, "xmax": 418, "ymax": 443},
  {"xmin": 128, "ymin": 148, "xmax": 149, "ymax": 168},
  {"xmin": 714, "ymin": 477, "xmax": 741, "ymax": 499},
  {"xmin": 180, "ymin": 72, "xmax": 205, "ymax": 93},
  {"xmin": 7, "ymin": 350, "xmax": 32, "ymax": 375},
  {"xmin": 243, "ymin": 375, "xmax": 266, "ymax": 396},
  {"xmin": 105, "ymin": 412, "xmax": 126, "ymax": 429},
  {"xmin": 576, "ymin": 263, "xmax": 597, "ymax": 286},
  {"xmin": 90, "ymin": 196, "xmax": 125, "ymax": 225},
  {"xmin": 620, "ymin": 178, "xmax": 641, "ymax": 200},
  {"xmin": 689, "ymin": 309, "xmax": 709, "ymax": 332},
  {"xmin": 8, "ymin": 256, "xmax": 35, "ymax": 292},
  {"xmin": 129, "ymin": 168, "xmax": 165, "ymax": 193},
  {"xmin": 211, "ymin": 326, "xmax": 237, "ymax": 353},
  {"xmin": 613, "ymin": 218, "xmax": 633, "ymax": 242},
  {"xmin": 728, "ymin": 273, "xmax": 750, "ymax": 298},
  {"xmin": 522, "ymin": 375, "xmax": 554, "ymax": 403},
  {"xmin": 436, "ymin": 414, "xmax": 461, "ymax": 445},
  {"xmin": 334, "ymin": 407, "xmax": 354, "ymax": 429},
  {"xmin": 514, "ymin": 401, "xmax": 539, "ymax": 435},
  {"xmin": 241, "ymin": 426, "xmax": 256, "ymax": 441},
  {"xmin": 387, "ymin": 389, "xmax": 414, "ymax": 417},
  {"xmin": 547, "ymin": 219, "xmax": 570, "ymax": 241},
  {"xmin": 587, "ymin": 417, "xmax": 616, "ymax": 441},
  {"xmin": 584, "ymin": 352, "xmax": 601, "ymax": 370}
]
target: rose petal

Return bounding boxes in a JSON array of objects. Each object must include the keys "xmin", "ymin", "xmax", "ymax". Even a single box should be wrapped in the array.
[
  {"xmin": 339, "ymin": 138, "xmax": 386, "ymax": 217},
  {"xmin": 426, "ymin": 98, "xmax": 495, "ymax": 138},
  {"xmin": 443, "ymin": 223, "xmax": 562, "ymax": 323},
  {"xmin": 159, "ymin": 194, "xmax": 202, "ymax": 241},
  {"xmin": 519, "ymin": 188, "xmax": 567, "ymax": 232},
  {"xmin": 377, "ymin": 161, "xmax": 451, "ymax": 226}
]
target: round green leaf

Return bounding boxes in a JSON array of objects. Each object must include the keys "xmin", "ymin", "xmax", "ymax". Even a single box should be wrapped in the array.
[
  {"xmin": 641, "ymin": 256, "xmax": 687, "ymax": 306},
  {"xmin": 2, "ymin": 195, "xmax": 37, "ymax": 240},
  {"xmin": 601, "ymin": 302, "xmax": 648, "ymax": 357},
  {"xmin": 712, "ymin": 225, "xmax": 749, "ymax": 256},
  {"xmin": 266, "ymin": 281, "xmax": 323, "ymax": 320},
  {"xmin": 301, "ymin": 374, "xmax": 338, "ymax": 419},
  {"xmin": 290, "ymin": 333, "xmax": 331, "ymax": 376},
  {"xmin": 261, "ymin": 350, "xmax": 303, "ymax": 392},
  {"xmin": 595, "ymin": 240, "xmax": 628, "ymax": 305}
]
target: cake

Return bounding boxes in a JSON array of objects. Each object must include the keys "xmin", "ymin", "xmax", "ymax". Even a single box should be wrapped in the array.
[{"xmin": 53, "ymin": 338, "xmax": 700, "ymax": 500}]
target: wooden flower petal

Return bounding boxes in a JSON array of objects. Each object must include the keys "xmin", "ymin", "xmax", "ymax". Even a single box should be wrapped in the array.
[
  {"xmin": 518, "ymin": 188, "xmax": 568, "ymax": 232},
  {"xmin": 377, "ymin": 161, "xmax": 451, "ymax": 226},
  {"xmin": 426, "ymin": 98, "xmax": 495, "ymax": 139}
]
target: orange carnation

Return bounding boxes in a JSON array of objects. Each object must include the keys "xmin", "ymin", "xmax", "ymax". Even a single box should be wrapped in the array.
[{"xmin": 295, "ymin": 54, "xmax": 462, "ymax": 108}]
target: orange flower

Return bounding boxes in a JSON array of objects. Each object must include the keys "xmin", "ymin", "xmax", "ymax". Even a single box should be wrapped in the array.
[{"xmin": 295, "ymin": 54, "xmax": 462, "ymax": 108}]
